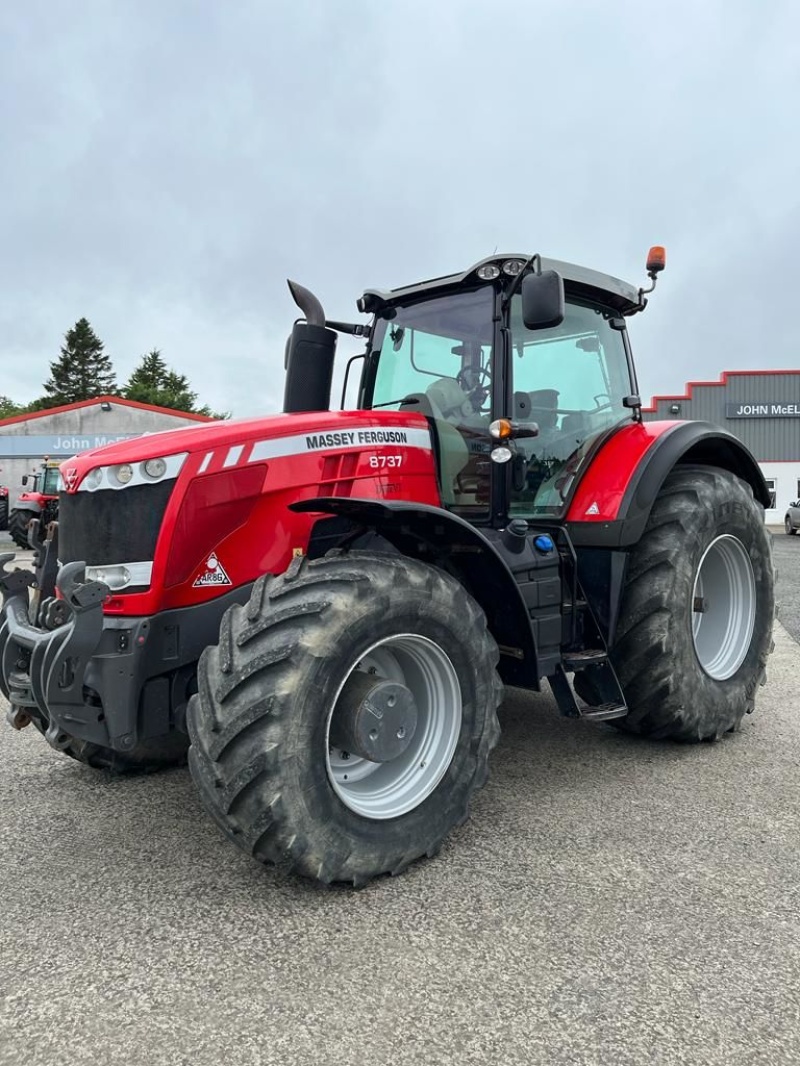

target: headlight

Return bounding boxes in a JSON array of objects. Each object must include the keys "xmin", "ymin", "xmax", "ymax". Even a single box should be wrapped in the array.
[
  {"xmin": 77, "ymin": 453, "xmax": 188, "ymax": 491},
  {"xmin": 144, "ymin": 457, "xmax": 167, "ymax": 479},
  {"xmin": 476, "ymin": 263, "xmax": 501, "ymax": 280},
  {"xmin": 490, "ymin": 446, "xmax": 513, "ymax": 464},
  {"xmin": 502, "ymin": 259, "xmax": 525, "ymax": 276}
]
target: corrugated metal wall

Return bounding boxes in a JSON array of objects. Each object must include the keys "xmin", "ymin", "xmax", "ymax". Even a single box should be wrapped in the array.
[{"xmin": 643, "ymin": 372, "xmax": 800, "ymax": 461}]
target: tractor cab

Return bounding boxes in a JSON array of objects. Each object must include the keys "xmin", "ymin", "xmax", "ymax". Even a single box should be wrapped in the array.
[
  {"xmin": 360, "ymin": 261, "xmax": 642, "ymax": 521},
  {"xmin": 22, "ymin": 460, "xmax": 62, "ymax": 498}
]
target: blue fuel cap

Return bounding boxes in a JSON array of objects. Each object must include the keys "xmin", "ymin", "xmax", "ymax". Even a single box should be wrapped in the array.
[{"xmin": 533, "ymin": 534, "xmax": 555, "ymax": 554}]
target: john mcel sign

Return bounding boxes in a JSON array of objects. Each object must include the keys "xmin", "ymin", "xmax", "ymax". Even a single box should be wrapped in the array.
[
  {"xmin": 0, "ymin": 433, "xmax": 138, "ymax": 457},
  {"xmin": 725, "ymin": 402, "xmax": 800, "ymax": 418}
]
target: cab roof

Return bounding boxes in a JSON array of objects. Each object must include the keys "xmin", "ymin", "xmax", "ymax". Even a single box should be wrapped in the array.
[{"xmin": 360, "ymin": 254, "xmax": 642, "ymax": 316}]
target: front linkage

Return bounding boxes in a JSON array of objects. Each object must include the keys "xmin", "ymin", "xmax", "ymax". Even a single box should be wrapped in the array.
[{"xmin": 0, "ymin": 550, "xmax": 110, "ymax": 748}]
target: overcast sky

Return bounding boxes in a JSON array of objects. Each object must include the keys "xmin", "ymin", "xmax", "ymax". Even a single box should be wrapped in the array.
[{"xmin": 2, "ymin": 0, "xmax": 799, "ymax": 418}]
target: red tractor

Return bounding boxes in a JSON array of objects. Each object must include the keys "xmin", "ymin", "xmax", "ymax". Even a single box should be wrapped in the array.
[
  {"xmin": 0, "ymin": 249, "xmax": 775, "ymax": 886},
  {"xmin": 7, "ymin": 460, "xmax": 61, "ymax": 549}
]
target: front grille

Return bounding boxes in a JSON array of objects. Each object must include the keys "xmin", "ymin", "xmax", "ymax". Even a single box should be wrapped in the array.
[{"xmin": 58, "ymin": 481, "xmax": 176, "ymax": 567}]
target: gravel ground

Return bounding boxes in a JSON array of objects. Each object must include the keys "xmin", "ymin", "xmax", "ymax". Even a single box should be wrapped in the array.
[{"xmin": 1, "ymin": 531, "xmax": 799, "ymax": 1065}]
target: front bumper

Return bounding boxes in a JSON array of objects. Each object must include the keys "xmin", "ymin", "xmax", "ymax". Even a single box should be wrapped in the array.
[
  {"xmin": 0, "ymin": 553, "xmax": 252, "ymax": 754},
  {"xmin": 0, "ymin": 554, "xmax": 142, "ymax": 751}
]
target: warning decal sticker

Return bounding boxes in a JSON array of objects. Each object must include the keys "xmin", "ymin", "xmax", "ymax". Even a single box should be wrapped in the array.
[{"xmin": 193, "ymin": 553, "xmax": 233, "ymax": 588}]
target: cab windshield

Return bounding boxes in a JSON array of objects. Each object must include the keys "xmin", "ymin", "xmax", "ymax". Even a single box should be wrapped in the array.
[
  {"xmin": 508, "ymin": 295, "xmax": 633, "ymax": 516},
  {"xmin": 365, "ymin": 284, "xmax": 634, "ymax": 519},
  {"xmin": 42, "ymin": 467, "xmax": 62, "ymax": 495},
  {"xmin": 367, "ymin": 287, "xmax": 494, "ymax": 513}
]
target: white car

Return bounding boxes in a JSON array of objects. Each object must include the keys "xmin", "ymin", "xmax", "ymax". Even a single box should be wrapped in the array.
[{"xmin": 785, "ymin": 500, "xmax": 800, "ymax": 535}]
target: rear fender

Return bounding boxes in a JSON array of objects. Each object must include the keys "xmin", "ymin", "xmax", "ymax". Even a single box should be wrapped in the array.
[
  {"xmin": 566, "ymin": 420, "xmax": 768, "ymax": 547},
  {"xmin": 565, "ymin": 420, "xmax": 768, "ymax": 648},
  {"xmin": 14, "ymin": 495, "xmax": 43, "ymax": 513},
  {"xmin": 292, "ymin": 498, "xmax": 542, "ymax": 687}
]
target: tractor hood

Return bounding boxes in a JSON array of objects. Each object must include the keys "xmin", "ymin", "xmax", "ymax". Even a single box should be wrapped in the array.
[{"xmin": 59, "ymin": 410, "xmax": 431, "ymax": 493}]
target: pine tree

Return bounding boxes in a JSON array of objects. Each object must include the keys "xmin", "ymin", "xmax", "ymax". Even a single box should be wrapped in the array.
[
  {"xmin": 123, "ymin": 349, "xmax": 227, "ymax": 417},
  {"xmin": 43, "ymin": 318, "xmax": 116, "ymax": 404}
]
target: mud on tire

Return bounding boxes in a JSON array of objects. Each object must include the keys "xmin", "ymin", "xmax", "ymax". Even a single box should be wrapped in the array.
[
  {"xmin": 579, "ymin": 466, "xmax": 774, "ymax": 741},
  {"xmin": 187, "ymin": 551, "xmax": 503, "ymax": 886}
]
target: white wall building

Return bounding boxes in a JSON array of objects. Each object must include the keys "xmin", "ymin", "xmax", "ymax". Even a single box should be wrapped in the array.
[
  {"xmin": 643, "ymin": 371, "xmax": 800, "ymax": 525},
  {"xmin": 0, "ymin": 396, "xmax": 215, "ymax": 500}
]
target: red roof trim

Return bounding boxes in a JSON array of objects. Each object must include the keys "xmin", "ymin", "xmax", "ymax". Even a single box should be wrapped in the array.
[
  {"xmin": 0, "ymin": 396, "xmax": 217, "ymax": 428},
  {"xmin": 643, "ymin": 369, "xmax": 800, "ymax": 413}
]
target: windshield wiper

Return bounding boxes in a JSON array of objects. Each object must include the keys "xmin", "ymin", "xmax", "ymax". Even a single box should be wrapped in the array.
[{"xmin": 370, "ymin": 397, "xmax": 420, "ymax": 410}]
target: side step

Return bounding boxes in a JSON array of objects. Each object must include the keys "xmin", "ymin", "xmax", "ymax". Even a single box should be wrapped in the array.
[
  {"xmin": 579, "ymin": 702, "xmax": 628, "ymax": 722},
  {"xmin": 548, "ymin": 663, "xmax": 628, "ymax": 722},
  {"xmin": 562, "ymin": 649, "xmax": 607, "ymax": 671}
]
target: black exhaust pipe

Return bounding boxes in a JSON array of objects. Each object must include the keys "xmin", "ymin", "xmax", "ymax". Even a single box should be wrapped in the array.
[{"xmin": 283, "ymin": 279, "xmax": 337, "ymax": 413}]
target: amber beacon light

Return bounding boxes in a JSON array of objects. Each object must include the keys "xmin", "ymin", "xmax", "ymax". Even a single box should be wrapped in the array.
[{"xmin": 646, "ymin": 245, "xmax": 666, "ymax": 275}]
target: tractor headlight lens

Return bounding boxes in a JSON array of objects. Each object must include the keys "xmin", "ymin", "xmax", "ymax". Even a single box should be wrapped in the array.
[
  {"xmin": 476, "ymin": 264, "xmax": 501, "ymax": 280},
  {"xmin": 490, "ymin": 446, "xmax": 513, "ymax": 464},
  {"xmin": 144, "ymin": 457, "xmax": 167, "ymax": 479},
  {"xmin": 77, "ymin": 452, "xmax": 187, "ymax": 491},
  {"xmin": 502, "ymin": 259, "xmax": 525, "ymax": 276}
]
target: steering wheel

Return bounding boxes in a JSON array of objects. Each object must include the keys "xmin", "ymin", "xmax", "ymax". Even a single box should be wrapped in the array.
[
  {"xmin": 592, "ymin": 393, "xmax": 614, "ymax": 414},
  {"xmin": 457, "ymin": 367, "xmax": 492, "ymax": 412}
]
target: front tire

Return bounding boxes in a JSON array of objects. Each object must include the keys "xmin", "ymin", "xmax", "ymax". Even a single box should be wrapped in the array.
[
  {"xmin": 187, "ymin": 551, "xmax": 503, "ymax": 886},
  {"xmin": 31, "ymin": 720, "xmax": 189, "ymax": 773},
  {"xmin": 596, "ymin": 467, "xmax": 774, "ymax": 741},
  {"xmin": 786, "ymin": 515, "xmax": 797, "ymax": 535},
  {"xmin": 8, "ymin": 509, "xmax": 34, "ymax": 550}
]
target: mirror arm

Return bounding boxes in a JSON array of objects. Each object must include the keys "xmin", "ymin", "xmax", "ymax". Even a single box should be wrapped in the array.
[{"xmin": 501, "ymin": 253, "xmax": 540, "ymax": 310}]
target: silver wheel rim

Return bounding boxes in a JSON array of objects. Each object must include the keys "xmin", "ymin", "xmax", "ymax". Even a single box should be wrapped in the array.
[
  {"xmin": 691, "ymin": 535, "xmax": 756, "ymax": 680},
  {"xmin": 326, "ymin": 634, "xmax": 462, "ymax": 819}
]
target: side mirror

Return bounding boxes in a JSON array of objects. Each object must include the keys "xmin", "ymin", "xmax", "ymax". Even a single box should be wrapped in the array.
[{"xmin": 521, "ymin": 270, "xmax": 565, "ymax": 331}]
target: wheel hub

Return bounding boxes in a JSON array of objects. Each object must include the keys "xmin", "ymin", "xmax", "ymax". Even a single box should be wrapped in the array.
[
  {"xmin": 691, "ymin": 534, "xmax": 756, "ymax": 680},
  {"xmin": 329, "ymin": 672, "xmax": 418, "ymax": 763},
  {"xmin": 326, "ymin": 634, "xmax": 463, "ymax": 820}
]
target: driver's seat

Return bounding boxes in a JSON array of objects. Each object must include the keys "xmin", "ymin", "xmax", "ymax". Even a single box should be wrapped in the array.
[{"xmin": 398, "ymin": 385, "xmax": 471, "ymax": 506}]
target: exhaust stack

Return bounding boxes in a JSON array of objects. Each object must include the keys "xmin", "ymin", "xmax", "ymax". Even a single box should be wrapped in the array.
[{"xmin": 283, "ymin": 280, "xmax": 337, "ymax": 413}]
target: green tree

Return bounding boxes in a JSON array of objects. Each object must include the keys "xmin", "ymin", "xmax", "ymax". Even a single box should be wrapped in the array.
[
  {"xmin": 123, "ymin": 349, "xmax": 227, "ymax": 418},
  {"xmin": 0, "ymin": 396, "xmax": 24, "ymax": 420},
  {"xmin": 43, "ymin": 318, "xmax": 116, "ymax": 404}
]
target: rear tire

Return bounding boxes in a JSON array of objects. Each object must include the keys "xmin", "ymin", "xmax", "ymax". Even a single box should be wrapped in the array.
[
  {"xmin": 583, "ymin": 466, "xmax": 774, "ymax": 741},
  {"xmin": 8, "ymin": 509, "xmax": 34, "ymax": 550},
  {"xmin": 187, "ymin": 551, "xmax": 503, "ymax": 886},
  {"xmin": 0, "ymin": 496, "xmax": 8, "ymax": 532}
]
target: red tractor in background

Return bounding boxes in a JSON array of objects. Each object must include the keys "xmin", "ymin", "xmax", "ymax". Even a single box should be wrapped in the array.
[
  {"xmin": 7, "ymin": 459, "xmax": 61, "ymax": 549},
  {"xmin": 0, "ymin": 249, "xmax": 775, "ymax": 886}
]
